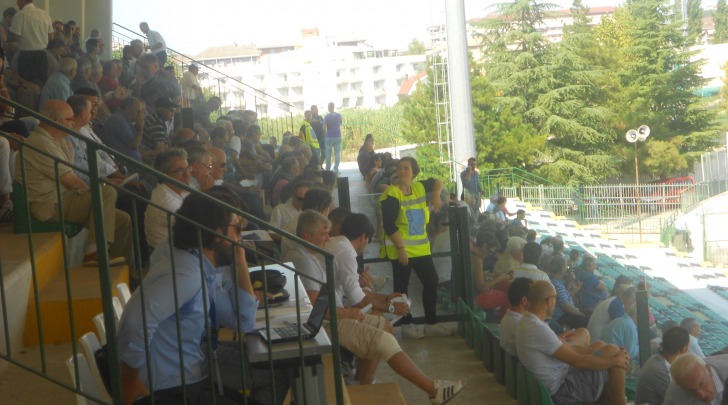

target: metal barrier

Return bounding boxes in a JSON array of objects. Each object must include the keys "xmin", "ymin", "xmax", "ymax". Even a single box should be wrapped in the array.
[{"xmin": 111, "ymin": 23, "xmax": 295, "ymax": 139}]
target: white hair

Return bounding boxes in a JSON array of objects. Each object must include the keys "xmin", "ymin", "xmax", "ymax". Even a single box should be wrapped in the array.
[{"xmin": 670, "ymin": 353, "xmax": 706, "ymax": 387}]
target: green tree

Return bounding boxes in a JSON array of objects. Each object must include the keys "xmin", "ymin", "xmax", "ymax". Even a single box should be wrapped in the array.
[
  {"xmin": 609, "ymin": 0, "xmax": 716, "ymax": 171},
  {"xmin": 715, "ymin": 0, "xmax": 728, "ymax": 44},
  {"xmin": 565, "ymin": 0, "xmax": 591, "ymax": 37},
  {"xmin": 406, "ymin": 38, "xmax": 427, "ymax": 55},
  {"xmin": 687, "ymin": 0, "xmax": 704, "ymax": 42}
]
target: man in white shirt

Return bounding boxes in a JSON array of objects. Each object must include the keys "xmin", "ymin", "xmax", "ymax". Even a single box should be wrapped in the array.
[
  {"xmin": 500, "ymin": 277, "xmax": 532, "ymax": 355},
  {"xmin": 516, "ymin": 280, "xmax": 628, "ymax": 405},
  {"xmin": 587, "ymin": 285, "xmax": 635, "ymax": 343},
  {"xmin": 681, "ymin": 317, "xmax": 706, "ymax": 358},
  {"xmin": 186, "ymin": 145, "xmax": 214, "ymax": 191},
  {"xmin": 9, "ymin": 0, "xmax": 53, "ymax": 85},
  {"xmin": 144, "ymin": 149, "xmax": 189, "ymax": 250},
  {"xmin": 180, "ymin": 64, "xmax": 203, "ymax": 106},
  {"xmin": 279, "ymin": 187, "xmax": 331, "ymax": 257},
  {"xmin": 139, "ymin": 22, "xmax": 167, "ymax": 66},
  {"xmin": 512, "ymin": 241, "xmax": 549, "ymax": 281},
  {"xmin": 287, "ymin": 211, "xmax": 464, "ymax": 404},
  {"xmin": 269, "ymin": 180, "xmax": 310, "ymax": 236},
  {"xmin": 663, "ymin": 353, "xmax": 728, "ymax": 405}
]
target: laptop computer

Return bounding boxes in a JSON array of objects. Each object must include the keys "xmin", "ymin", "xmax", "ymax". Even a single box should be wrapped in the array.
[{"xmin": 258, "ymin": 285, "xmax": 330, "ymax": 344}]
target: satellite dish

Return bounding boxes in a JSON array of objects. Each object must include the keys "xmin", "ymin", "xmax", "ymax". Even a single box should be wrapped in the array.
[
  {"xmin": 637, "ymin": 125, "xmax": 650, "ymax": 141},
  {"xmin": 626, "ymin": 129, "xmax": 638, "ymax": 143}
]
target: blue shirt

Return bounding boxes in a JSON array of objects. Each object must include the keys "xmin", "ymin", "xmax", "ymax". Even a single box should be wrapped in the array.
[
  {"xmin": 40, "ymin": 71, "xmax": 72, "ymax": 106},
  {"xmin": 460, "ymin": 169, "xmax": 481, "ymax": 197},
  {"xmin": 324, "ymin": 112, "xmax": 342, "ymax": 138},
  {"xmin": 575, "ymin": 270, "xmax": 606, "ymax": 309},
  {"xmin": 100, "ymin": 113, "xmax": 142, "ymax": 162},
  {"xmin": 117, "ymin": 244, "xmax": 257, "ymax": 392},
  {"xmin": 550, "ymin": 276, "xmax": 572, "ymax": 320},
  {"xmin": 601, "ymin": 314, "xmax": 639, "ymax": 360}
]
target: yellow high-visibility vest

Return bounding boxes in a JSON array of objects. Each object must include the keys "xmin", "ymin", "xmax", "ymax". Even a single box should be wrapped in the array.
[
  {"xmin": 380, "ymin": 182, "xmax": 431, "ymax": 259},
  {"xmin": 300, "ymin": 121, "xmax": 320, "ymax": 150}
]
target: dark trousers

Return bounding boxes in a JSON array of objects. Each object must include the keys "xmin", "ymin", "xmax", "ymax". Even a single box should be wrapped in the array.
[
  {"xmin": 391, "ymin": 255, "xmax": 439, "ymax": 325},
  {"xmin": 134, "ymin": 342, "xmax": 289, "ymax": 405},
  {"xmin": 17, "ymin": 50, "xmax": 48, "ymax": 87}
]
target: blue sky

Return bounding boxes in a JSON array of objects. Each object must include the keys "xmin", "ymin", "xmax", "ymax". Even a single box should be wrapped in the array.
[{"xmin": 112, "ymin": 0, "xmax": 710, "ymax": 56}]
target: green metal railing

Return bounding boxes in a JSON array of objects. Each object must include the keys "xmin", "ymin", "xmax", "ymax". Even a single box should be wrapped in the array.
[{"xmin": 111, "ymin": 23, "xmax": 295, "ymax": 139}]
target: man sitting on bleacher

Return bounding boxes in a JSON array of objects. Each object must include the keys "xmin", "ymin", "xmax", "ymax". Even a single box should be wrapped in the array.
[
  {"xmin": 587, "ymin": 280, "xmax": 634, "ymax": 342},
  {"xmin": 516, "ymin": 280, "xmax": 629, "ymax": 405},
  {"xmin": 500, "ymin": 277, "xmax": 532, "ymax": 356},
  {"xmin": 118, "ymin": 187, "xmax": 288, "ymax": 405},
  {"xmin": 663, "ymin": 352, "xmax": 728, "ymax": 405},
  {"xmin": 287, "ymin": 210, "xmax": 465, "ymax": 404},
  {"xmin": 14, "ymin": 99, "xmax": 132, "ymax": 265},
  {"xmin": 635, "ymin": 325, "xmax": 690, "ymax": 405}
]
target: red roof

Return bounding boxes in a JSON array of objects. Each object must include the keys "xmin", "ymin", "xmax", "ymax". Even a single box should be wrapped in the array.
[{"xmin": 398, "ymin": 71, "xmax": 427, "ymax": 96}]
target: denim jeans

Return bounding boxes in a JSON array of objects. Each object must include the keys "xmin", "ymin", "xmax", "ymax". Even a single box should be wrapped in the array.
[{"xmin": 325, "ymin": 137, "xmax": 342, "ymax": 171}]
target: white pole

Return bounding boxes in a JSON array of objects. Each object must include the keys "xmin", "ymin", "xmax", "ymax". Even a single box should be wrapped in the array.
[{"xmin": 445, "ymin": 0, "xmax": 476, "ymax": 180}]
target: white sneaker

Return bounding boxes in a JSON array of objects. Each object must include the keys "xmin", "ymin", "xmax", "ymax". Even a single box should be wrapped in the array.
[
  {"xmin": 430, "ymin": 379, "xmax": 466, "ymax": 405},
  {"xmin": 425, "ymin": 323, "xmax": 453, "ymax": 337},
  {"xmin": 402, "ymin": 324, "xmax": 425, "ymax": 339}
]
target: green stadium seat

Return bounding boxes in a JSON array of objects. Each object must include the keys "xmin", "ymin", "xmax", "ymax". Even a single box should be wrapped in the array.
[
  {"xmin": 504, "ymin": 351, "xmax": 517, "ymax": 399},
  {"xmin": 12, "ymin": 182, "xmax": 81, "ymax": 237}
]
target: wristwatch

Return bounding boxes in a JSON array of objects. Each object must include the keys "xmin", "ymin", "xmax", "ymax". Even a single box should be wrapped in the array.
[{"xmin": 388, "ymin": 304, "xmax": 395, "ymax": 313}]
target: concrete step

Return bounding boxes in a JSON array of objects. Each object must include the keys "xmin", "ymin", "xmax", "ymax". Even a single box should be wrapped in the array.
[
  {"xmin": 348, "ymin": 382, "xmax": 407, "ymax": 404},
  {"xmin": 24, "ymin": 265, "xmax": 129, "ymax": 345}
]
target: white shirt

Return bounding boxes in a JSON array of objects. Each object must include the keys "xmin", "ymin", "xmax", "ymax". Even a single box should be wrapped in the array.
[
  {"xmin": 500, "ymin": 310, "xmax": 523, "ymax": 355},
  {"xmin": 688, "ymin": 335, "xmax": 706, "ymax": 358},
  {"xmin": 325, "ymin": 235, "xmax": 365, "ymax": 309},
  {"xmin": 279, "ymin": 212, "xmax": 301, "ymax": 258},
  {"xmin": 269, "ymin": 200, "xmax": 298, "ymax": 230},
  {"xmin": 144, "ymin": 183, "xmax": 188, "ymax": 248},
  {"xmin": 587, "ymin": 296, "xmax": 617, "ymax": 343},
  {"xmin": 516, "ymin": 311, "xmax": 568, "ymax": 395},
  {"xmin": 283, "ymin": 243, "xmax": 326, "ymax": 293},
  {"xmin": 146, "ymin": 30, "xmax": 166, "ymax": 53},
  {"xmin": 180, "ymin": 71, "xmax": 200, "ymax": 100},
  {"xmin": 9, "ymin": 3, "xmax": 52, "ymax": 51},
  {"xmin": 512, "ymin": 263, "xmax": 549, "ymax": 282}
]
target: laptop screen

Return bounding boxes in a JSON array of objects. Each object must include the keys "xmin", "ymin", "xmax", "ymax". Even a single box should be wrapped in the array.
[{"xmin": 305, "ymin": 285, "xmax": 330, "ymax": 331}]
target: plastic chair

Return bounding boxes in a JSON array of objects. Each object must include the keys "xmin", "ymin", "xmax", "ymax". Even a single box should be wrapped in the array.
[
  {"xmin": 115, "ymin": 283, "xmax": 131, "ymax": 307},
  {"xmin": 516, "ymin": 360, "xmax": 530, "ymax": 405},
  {"xmin": 78, "ymin": 332, "xmax": 112, "ymax": 403},
  {"xmin": 493, "ymin": 337, "xmax": 505, "ymax": 385},
  {"xmin": 66, "ymin": 353, "xmax": 93, "ymax": 405},
  {"xmin": 92, "ymin": 313, "xmax": 106, "ymax": 345},
  {"xmin": 12, "ymin": 181, "xmax": 81, "ymax": 236},
  {"xmin": 112, "ymin": 297, "xmax": 123, "ymax": 326}
]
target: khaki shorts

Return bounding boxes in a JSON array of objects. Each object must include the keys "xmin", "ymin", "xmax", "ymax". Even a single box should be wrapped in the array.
[{"xmin": 326, "ymin": 314, "xmax": 386, "ymax": 360}]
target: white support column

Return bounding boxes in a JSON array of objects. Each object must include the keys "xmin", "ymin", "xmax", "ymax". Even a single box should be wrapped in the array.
[{"xmin": 445, "ymin": 0, "xmax": 476, "ymax": 177}]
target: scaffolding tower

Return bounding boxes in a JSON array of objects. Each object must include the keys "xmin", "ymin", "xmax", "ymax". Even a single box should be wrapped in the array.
[{"xmin": 431, "ymin": 50, "xmax": 457, "ymax": 188}]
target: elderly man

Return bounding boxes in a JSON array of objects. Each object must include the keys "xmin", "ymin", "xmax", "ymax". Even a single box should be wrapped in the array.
[
  {"xmin": 575, "ymin": 254, "xmax": 608, "ymax": 314},
  {"xmin": 140, "ymin": 97, "xmax": 177, "ymax": 164},
  {"xmin": 8, "ymin": 0, "xmax": 52, "ymax": 86},
  {"xmin": 516, "ymin": 280, "xmax": 629, "ymax": 405},
  {"xmin": 635, "ymin": 326, "xmax": 690, "ymax": 405},
  {"xmin": 495, "ymin": 236, "xmax": 527, "ymax": 273},
  {"xmin": 681, "ymin": 317, "xmax": 706, "ymax": 358},
  {"xmin": 587, "ymin": 284, "xmax": 636, "ymax": 343},
  {"xmin": 284, "ymin": 211, "xmax": 464, "ymax": 404},
  {"xmin": 120, "ymin": 39, "xmax": 144, "ymax": 88},
  {"xmin": 186, "ymin": 145, "xmax": 214, "ymax": 191},
  {"xmin": 119, "ymin": 187, "xmax": 289, "ymax": 405},
  {"xmin": 40, "ymin": 57, "xmax": 76, "ymax": 106},
  {"xmin": 139, "ymin": 22, "xmax": 167, "ymax": 66},
  {"xmin": 100, "ymin": 97, "xmax": 145, "ymax": 163},
  {"xmin": 136, "ymin": 53, "xmax": 180, "ymax": 110},
  {"xmin": 269, "ymin": 180, "xmax": 311, "ymax": 232},
  {"xmin": 15, "ymin": 100, "xmax": 132, "ymax": 265},
  {"xmin": 663, "ymin": 352, "xmax": 728, "ymax": 405},
  {"xmin": 180, "ymin": 64, "xmax": 204, "ymax": 107},
  {"xmin": 144, "ymin": 148, "xmax": 189, "ymax": 250},
  {"xmin": 208, "ymin": 147, "xmax": 227, "ymax": 185}
]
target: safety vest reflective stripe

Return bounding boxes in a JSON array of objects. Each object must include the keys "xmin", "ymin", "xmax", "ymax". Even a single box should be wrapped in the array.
[
  {"xmin": 383, "ymin": 238, "xmax": 429, "ymax": 246},
  {"xmin": 400, "ymin": 196, "xmax": 427, "ymax": 207}
]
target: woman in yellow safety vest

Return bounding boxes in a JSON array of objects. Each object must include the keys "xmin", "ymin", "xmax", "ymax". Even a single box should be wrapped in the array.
[{"xmin": 380, "ymin": 157, "xmax": 451, "ymax": 339}]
